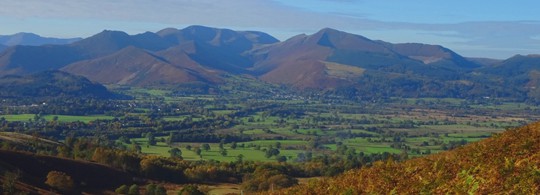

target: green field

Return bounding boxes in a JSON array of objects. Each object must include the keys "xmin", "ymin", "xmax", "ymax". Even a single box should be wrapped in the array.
[{"xmin": 0, "ymin": 114, "xmax": 114, "ymax": 123}]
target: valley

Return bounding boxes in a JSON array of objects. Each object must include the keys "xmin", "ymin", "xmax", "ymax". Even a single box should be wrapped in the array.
[
  {"xmin": 0, "ymin": 25, "xmax": 540, "ymax": 194},
  {"xmin": 1, "ymin": 79, "xmax": 539, "ymax": 193}
]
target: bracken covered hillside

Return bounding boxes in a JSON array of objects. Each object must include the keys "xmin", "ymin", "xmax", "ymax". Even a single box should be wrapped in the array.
[{"xmin": 272, "ymin": 121, "xmax": 540, "ymax": 194}]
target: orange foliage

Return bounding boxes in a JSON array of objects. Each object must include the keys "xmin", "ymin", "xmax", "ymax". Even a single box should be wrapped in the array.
[{"xmin": 268, "ymin": 121, "xmax": 540, "ymax": 194}]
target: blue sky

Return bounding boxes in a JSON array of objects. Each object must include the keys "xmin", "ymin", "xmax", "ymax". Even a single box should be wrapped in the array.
[{"xmin": 0, "ymin": 0, "xmax": 539, "ymax": 58}]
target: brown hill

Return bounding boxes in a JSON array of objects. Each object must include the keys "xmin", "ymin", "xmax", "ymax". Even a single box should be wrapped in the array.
[
  {"xmin": 0, "ymin": 150, "xmax": 134, "ymax": 193},
  {"xmin": 62, "ymin": 46, "xmax": 210, "ymax": 86},
  {"xmin": 273, "ymin": 121, "xmax": 540, "ymax": 194}
]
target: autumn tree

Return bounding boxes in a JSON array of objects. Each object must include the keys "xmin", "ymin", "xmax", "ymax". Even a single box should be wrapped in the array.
[{"xmin": 45, "ymin": 171, "xmax": 75, "ymax": 192}]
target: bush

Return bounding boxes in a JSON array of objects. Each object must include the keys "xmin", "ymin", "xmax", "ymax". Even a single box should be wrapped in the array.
[
  {"xmin": 128, "ymin": 184, "xmax": 139, "ymax": 195},
  {"xmin": 115, "ymin": 185, "xmax": 129, "ymax": 194},
  {"xmin": 178, "ymin": 184, "xmax": 204, "ymax": 195},
  {"xmin": 45, "ymin": 171, "xmax": 75, "ymax": 192}
]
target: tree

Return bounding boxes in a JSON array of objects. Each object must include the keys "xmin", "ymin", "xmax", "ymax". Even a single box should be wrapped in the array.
[
  {"xmin": 219, "ymin": 140, "xmax": 225, "ymax": 150},
  {"xmin": 128, "ymin": 184, "xmax": 139, "ymax": 195},
  {"xmin": 166, "ymin": 132, "xmax": 174, "ymax": 145},
  {"xmin": 202, "ymin": 144, "xmax": 210, "ymax": 151},
  {"xmin": 275, "ymin": 142, "xmax": 282, "ymax": 149},
  {"xmin": 230, "ymin": 141, "xmax": 237, "ymax": 149},
  {"xmin": 155, "ymin": 185, "xmax": 167, "ymax": 195},
  {"xmin": 169, "ymin": 148, "xmax": 182, "ymax": 159},
  {"xmin": 178, "ymin": 184, "xmax": 204, "ymax": 195},
  {"xmin": 185, "ymin": 145, "xmax": 192, "ymax": 150},
  {"xmin": 276, "ymin": 155, "xmax": 287, "ymax": 163},
  {"xmin": 195, "ymin": 147, "xmax": 202, "ymax": 157},
  {"xmin": 145, "ymin": 184, "xmax": 156, "ymax": 195},
  {"xmin": 236, "ymin": 154, "xmax": 244, "ymax": 162},
  {"xmin": 146, "ymin": 132, "xmax": 156, "ymax": 146},
  {"xmin": 115, "ymin": 185, "xmax": 129, "ymax": 194},
  {"xmin": 45, "ymin": 171, "xmax": 75, "ymax": 192},
  {"xmin": 220, "ymin": 149, "xmax": 228, "ymax": 157},
  {"xmin": 265, "ymin": 148, "xmax": 280, "ymax": 158}
]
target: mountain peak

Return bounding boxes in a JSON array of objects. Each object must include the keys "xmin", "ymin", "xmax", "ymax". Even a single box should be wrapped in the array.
[
  {"xmin": 156, "ymin": 28, "xmax": 180, "ymax": 36},
  {"xmin": 308, "ymin": 27, "xmax": 388, "ymax": 53}
]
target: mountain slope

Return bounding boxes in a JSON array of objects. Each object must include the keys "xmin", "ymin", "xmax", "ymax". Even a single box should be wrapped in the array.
[
  {"xmin": 0, "ymin": 44, "xmax": 6, "ymax": 52},
  {"xmin": 0, "ymin": 33, "xmax": 81, "ymax": 46},
  {"xmin": 277, "ymin": 121, "xmax": 540, "ymax": 194},
  {"xmin": 481, "ymin": 55, "xmax": 540, "ymax": 100},
  {"xmin": 385, "ymin": 42, "xmax": 480, "ymax": 69},
  {"xmin": 62, "ymin": 46, "xmax": 213, "ymax": 86},
  {"xmin": 0, "ymin": 71, "xmax": 115, "ymax": 99},
  {"xmin": 251, "ymin": 28, "xmax": 476, "ymax": 90},
  {"xmin": 158, "ymin": 25, "xmax": 279, "ymax": 72},
  {"xmin": 0, "ymin": 45, "xmax": 82, "ymax": 75}
]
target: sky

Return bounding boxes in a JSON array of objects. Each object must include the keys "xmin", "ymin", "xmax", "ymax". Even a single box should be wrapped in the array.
[{"xmin": 0, "ymin": 0, "xmax": 539, "ymax": 59}]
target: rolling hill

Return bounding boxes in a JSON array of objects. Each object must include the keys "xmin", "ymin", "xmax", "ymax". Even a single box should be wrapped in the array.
[
  {"xmin": 275, "ymin": 121, "xmax": 540, "ymax": 194},
  {"xmin": 0, "ymin": 70, "xmax": 117, "ymax": 99},
  {"xmin": 0, "ymin": 32, "xmax": 81, "ymax": 46}
]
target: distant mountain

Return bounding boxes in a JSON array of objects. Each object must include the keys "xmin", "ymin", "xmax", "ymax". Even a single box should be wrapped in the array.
[
  {"xmin": 250, "ymin": 28, "xmax": 479, "ymax": 92},
  {"xmin": 467, "ymin": 57, "xmax": 503, "ymax": 67},
  {"xmin": 0, "ymin": 44, "xmax": 6, "ymax": 52},
  {"xmin": 157, "ymin": 25, "xmax": 279, "ymax": 73},
  {"xmin": 0, "ymin": 26, "xmax": 278, "ymax": 86},
  {"xmin": 276, "ymin": 121, "xmax": 540, "ymax": 194},
  {"xmin": 62, "ymin": 46, "xmax": 219, "ymax": 86},
  {"xmin": 0, "ymin": 32, "xmax": 81, "ymax": 46},
  {"xmin": 480, "ymin": 55, "xmax": 540, "ymax": 100},
  {"xmin": 0, "ymin": 25, "xmax": 537, "ymax": 100},
  {"xmin": 0, "ymin": 71, "xmax": 116, "ymax": 99},
  {"xmin": 0, "ymin": 44, "xmax": 82, "ymax": 75}
]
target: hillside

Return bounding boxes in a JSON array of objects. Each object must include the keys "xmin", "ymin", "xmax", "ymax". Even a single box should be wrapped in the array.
[
  {"xmin": 0, "ymin": 71, "xmax": 117, "ymax": 99},
  {"xmin": 0, "ymin": 32, "xmax": 81, "ymax": 46},
  {"xmin": 274, "ymin": 121, "xmax": 540, "ymax": 194},
  {"xmin": 0, "ymin": 150, "xmax": 134, "ymax": 194}
]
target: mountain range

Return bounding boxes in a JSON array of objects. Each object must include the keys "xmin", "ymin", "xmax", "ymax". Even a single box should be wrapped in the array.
[
  {"xmin": 0, "ymin": 32, "xmax": 81, "ymax": 46},
  {"xmin": 0, "ymin": 25, "xmax": 539, "ymax": 100}
]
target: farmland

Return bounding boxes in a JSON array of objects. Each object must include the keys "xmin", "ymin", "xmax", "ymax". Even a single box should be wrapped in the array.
[{"xmin": 2, "ymin": 85, "xmax": 540, "ymax": 194}]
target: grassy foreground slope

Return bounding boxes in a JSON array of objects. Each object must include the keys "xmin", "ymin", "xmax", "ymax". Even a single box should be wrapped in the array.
[{"xmin": 273, "ymin": 121, "xmax": 540, "ymax": 194}]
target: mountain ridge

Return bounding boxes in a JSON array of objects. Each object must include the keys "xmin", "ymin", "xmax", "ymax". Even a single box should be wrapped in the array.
[
  {"xmin": 0, "ymin": 32, "xmax": 81, "ymax": 46},
  {"xmin": 0, "ymin": 25, "xmax": 538, "ymax": 100}
]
